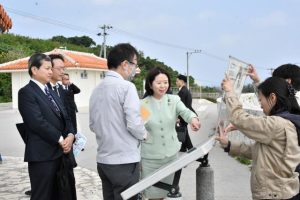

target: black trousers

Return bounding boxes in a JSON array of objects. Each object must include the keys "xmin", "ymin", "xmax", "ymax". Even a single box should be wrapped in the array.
[
  {"xmin": 179, "ymin": 126, "xmax": 193, "ymax": 152},
  {"xmin": 97, "ymin": 162, "xmax": 140, "ymax": 200},
  {"xmin": 28, "ymin": 158, "xmax": 61, "ymax": 200},
  {"xmin": 70, "ymin": 111, "xmax": 77, "ymax": 133}
]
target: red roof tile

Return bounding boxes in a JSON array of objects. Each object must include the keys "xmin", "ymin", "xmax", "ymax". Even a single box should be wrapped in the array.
[{"xmin": 0, "ymin": 48, "xmax": 108, "ymax": 71}]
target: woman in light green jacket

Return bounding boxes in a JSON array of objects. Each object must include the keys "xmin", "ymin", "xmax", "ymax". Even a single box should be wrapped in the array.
[
  {"xmin": 141, "ymin": 67, "xmax": 200, "ymax": 200},
  {"xmin": 217, "ymin": 76, "xmax": 300, "ymax": 200}
]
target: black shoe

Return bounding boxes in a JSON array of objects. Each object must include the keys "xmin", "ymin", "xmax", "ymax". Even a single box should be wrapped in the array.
[
  {"xmin": 25, "ymin": 190, "xmax": 31, "ymax": 196},
  {"xmin": 81, "ymin": 148, "xmax": 84, "ymax": 151}
]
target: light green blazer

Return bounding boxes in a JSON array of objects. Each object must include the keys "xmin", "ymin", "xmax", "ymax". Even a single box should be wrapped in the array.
[{"xmin": 141, "ymin": 94, "xmax": 197, "ymax": 159}]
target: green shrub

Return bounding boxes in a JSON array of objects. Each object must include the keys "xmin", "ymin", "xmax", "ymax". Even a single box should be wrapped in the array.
[
  {"xmin": 236, "ymin": 156, "xmax": 252, "ymax": 165},
  {"xmin": 204, "ymin": 97, "xmax": 217, "ymax": 103}
]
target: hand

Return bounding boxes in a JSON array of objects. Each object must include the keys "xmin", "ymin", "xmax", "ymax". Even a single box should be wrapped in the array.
[
  {"xmin": 247, "ymin": 64, "xmax": 260, "ymax": 83},
  {"xmin": 62, "ymin": 134, "xmax": 75, "ymax": 154},
  {"xmin": 190, "ymin": 117, "xmax": 201, "ymax": 131},
  {"xmin": 215, "ymin": 124, "xmax": 229, "ymax": 148},
  {"xmin": 221, "ymin": 74, "xmax": 233, "ymax": 92},
  {"xmin": 224, "ymin": 123, "xmax": 236, "ymax": 133},
  {"xmin": 59, "ymin": 139, "xmax": 65, "ymax": 148}
]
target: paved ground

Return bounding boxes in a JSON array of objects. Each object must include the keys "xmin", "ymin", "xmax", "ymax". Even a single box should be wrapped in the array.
[
  {"xmin": 0, "ymin": 156, "xmax": 102, "ymax": 200},
  {"xmin": 0, "ymin": 102, "xmax": 252, "ymax": 200}
]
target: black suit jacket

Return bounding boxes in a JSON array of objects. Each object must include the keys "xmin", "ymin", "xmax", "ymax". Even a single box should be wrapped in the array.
[
  {"xmin": 178, "ymin": 85, "xmax": 196, "ymax": 126},
  {"xmin": 18, "ymin": 81, "xmax": 74, "ymax": 162},
  {"xmin": 48, "ymin": 83, "xmax": 69, "ymax": 113},
  {"xmin": 63, "ymin": 83, "xmax": 80, "ymax": 113}
]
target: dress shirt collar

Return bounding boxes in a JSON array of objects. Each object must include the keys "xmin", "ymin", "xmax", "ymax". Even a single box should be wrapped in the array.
[
  {"xmin": 106, "ymin": 70, "xmax": 124, "ymax": 80},
  {"xmin": 49, "ymin": 81, "xmax": 60, "ymax": 90},
  {"xmin": 63, "ymin": 85, "xmax": 68, "ymax": 90},
  {"xmin": 30, "ymin": 78, "xmax": 47, "ymax": 94}
]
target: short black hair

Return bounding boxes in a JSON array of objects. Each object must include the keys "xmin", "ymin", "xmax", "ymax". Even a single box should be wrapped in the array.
[
  {"xmin": 28, "ymin": 53, "xmax": 51, "ymax": 77},
  {"xmin": 145, "ymin": 67, "xmax": 171, "ymax": 96},
  {"xmin": 272, "ymin": 64, "xmax": 300, "ymax": 90},
  {"xmin": 107, "ymin": 43, "xmax": 138, "ymax": 69},
  {"xmin": 48, "ymin": 54, "xmax": 65, "ymax": 67},
  {"xmin": 177, "ymin": 74, "xmax": 187, "ymax": 83}
]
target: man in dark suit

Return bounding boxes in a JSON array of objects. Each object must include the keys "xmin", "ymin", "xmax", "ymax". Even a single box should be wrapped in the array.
[
  {"xmin": 18, "ymin": 53, "xmax": 76, "ymax": 200},
  {"xmin": 62, "ymin": 73, "xmax": 80, "ymax": 133},
  {"xmin": 176, "ymin": 74, "xmax": 196, "ymax": 152},
  {"xmin": 48, "ymin": 54, "xmax": 67, "ymax": 100}
]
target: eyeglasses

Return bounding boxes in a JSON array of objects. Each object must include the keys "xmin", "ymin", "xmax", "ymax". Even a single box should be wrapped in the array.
[{"xmin": 127, "ymin": 61, "xmax": 138, "ymax": 68}]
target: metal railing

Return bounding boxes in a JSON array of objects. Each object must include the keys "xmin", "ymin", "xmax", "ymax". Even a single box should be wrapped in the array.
[{"xmin": 138, "ymin": 88, "xmax": 220, "ymax": 100}]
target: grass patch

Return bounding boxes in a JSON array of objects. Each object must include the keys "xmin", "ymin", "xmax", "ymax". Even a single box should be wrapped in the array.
[
  {"xmin": 236, "ymin": 156, "xmax": 252, "ymax": 165},
  {"xmin": 204, "ymin": 97, "xmax": 217, "ymax": 103}
]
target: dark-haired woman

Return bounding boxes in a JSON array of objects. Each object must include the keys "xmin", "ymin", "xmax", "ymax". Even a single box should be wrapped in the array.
[
  {"xmin": 217, "ymin": 76, "xmax": 300, "ymax": 200},
  {"xmin": 141, "ymin": 67, "xmax": 200, "ymax": 200}
]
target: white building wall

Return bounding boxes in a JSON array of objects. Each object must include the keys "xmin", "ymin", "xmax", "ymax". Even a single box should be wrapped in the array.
[
  {"xmin": 66, "ymin": 69, "xmax": 105, "ymax": 109},
  {"xmin": 12, "ymin": 71, "xmax": 30, "ymax": 109},
  {"xmin": 11, "ymin": 69, "xmax": 105, "ymax": 109}
]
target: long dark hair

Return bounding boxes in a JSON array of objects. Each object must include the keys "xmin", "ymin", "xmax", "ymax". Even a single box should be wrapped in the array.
[{"xmin": 258, "ymin": 77, "xmax": 300, "ymax": 115}]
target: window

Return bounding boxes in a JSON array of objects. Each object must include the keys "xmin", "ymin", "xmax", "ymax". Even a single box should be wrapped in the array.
[
  {"xmin": 100, "ymin": 71, "xmax": 106, "ymax": 79},
  {"xmin": 80, "ymin": 70, "xmax": 88, "ymax": 79}
]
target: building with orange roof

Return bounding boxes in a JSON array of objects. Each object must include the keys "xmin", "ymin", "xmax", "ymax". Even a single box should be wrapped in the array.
[{"xmin": 0, "ymin": 48, "xmax": 108, "ymax": 108}]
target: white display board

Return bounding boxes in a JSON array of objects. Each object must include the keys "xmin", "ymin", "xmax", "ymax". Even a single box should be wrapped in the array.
[{"xmin": 121, "ymin": 137, "xmax": 216, "ymax": 200}]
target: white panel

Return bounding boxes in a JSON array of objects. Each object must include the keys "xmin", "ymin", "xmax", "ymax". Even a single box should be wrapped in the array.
[{"xmin": 121, "ymin": 137, "xmax": 215, "ymax": 200}]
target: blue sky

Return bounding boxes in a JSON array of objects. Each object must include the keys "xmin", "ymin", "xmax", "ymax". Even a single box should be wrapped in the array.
[{"xmin": 1, "ymin": 0, "xmax": 300, "ymax": 86}]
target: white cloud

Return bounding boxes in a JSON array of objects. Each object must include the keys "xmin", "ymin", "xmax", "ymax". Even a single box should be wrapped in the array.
[
  {"xmin": 195, "ymin": 10, "xmax": 217, "ymax": 22},
  {"xmin": 251, "ymin": 11, "xmax": 288, "ymax": 28},
  {"xmin": 219, "ymin": 34, "xmax": 241, "ymax": 48},
  {"xmin": 89, "ymin": 0, "xmax": 121, "ymax": 6}
]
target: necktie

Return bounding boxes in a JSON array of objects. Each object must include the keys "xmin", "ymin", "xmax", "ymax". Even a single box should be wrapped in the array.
[
  {"xmin": 44, "ymin": 86, "xmax": 61, "ymax": 116},
  {"xmin": 53, "ymin": 85, "xmax": 60, "ymax": 97}
]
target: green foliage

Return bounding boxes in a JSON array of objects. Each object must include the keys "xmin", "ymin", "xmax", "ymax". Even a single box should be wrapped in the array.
[
  {"xmin": 202, "ymin": 86, "xmax": 219, "ymax": 93},
  {"xmin": 0, "ymin": 73, "xmax": 11, "ymax": 102},
  {"xmin": 51, "ymin": 35, "xmax": 69, "ymax": 43},
  {"xmin": 0, "ymin": 50, "xmax": 23, "ymax": 103},
  {"xmin": 242, "ymin": 83, "xmax": 255, "ymax": 93},
  {"xmin": 236, "ymin": 156, "xmax": 252, "ymax": 166},
  {"xmin": 52, "ymin": 35, "xmax": 96, "ymax": 48},
  {"xmin": 0, "ymin": 33, "xmax": 201, "ymax": 101},
  {"xmin": 204, "ymin": 97, "xmax": 217, "ymax": 103},
  {"xmin": 132, "ymin": 56, "xmax": 197, "ymax": 91}
]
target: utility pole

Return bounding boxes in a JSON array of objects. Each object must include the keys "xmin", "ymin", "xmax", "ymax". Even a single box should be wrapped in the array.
[
  {"xmin": 186, "ymin": 50, "xmax": 201, "ymax": 89},
  {"xmin": 97, "ymin": 25, "xmax": 113, "ymax": 58},
  {"xmin": 267, "ymin": 68, "xmax": 274, "ymax": 75}
]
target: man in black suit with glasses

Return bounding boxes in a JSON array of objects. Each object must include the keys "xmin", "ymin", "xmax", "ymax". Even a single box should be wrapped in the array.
[{"xmin": 18, "ymin": 53, "xmax": 76, "ymax": 200}]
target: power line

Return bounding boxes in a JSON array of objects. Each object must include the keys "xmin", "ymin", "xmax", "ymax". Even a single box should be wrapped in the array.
[
  {"xmin": 3, "ymin": 6, "xmax": 235, "ymax": 64},
  {"xmin": 7, "ymin": 7, "xmax": 224, "ymax": 61},
  {"xmin": 5, "ymin": 7, "xmax": 98, "ymax": 35},
  {"xmin": 3, "ymin": 6, "xmax": 270, "ymax": 71},
  {"xmin": 112, "ymin": 27, "xmax": 195, "ymax": 51},
  {"xmin": 112, "ymin": 27, "xmax": 229, "ymax": 63}
]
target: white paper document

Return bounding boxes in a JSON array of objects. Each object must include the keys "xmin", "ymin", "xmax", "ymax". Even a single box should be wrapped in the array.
[
  {"xmin": 73, "ymin": 132, "xmax": 87, "ymax": 157},
  {"xmin": 215, "ymin": 56, "xmax": 249, "ymax": 135}
]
